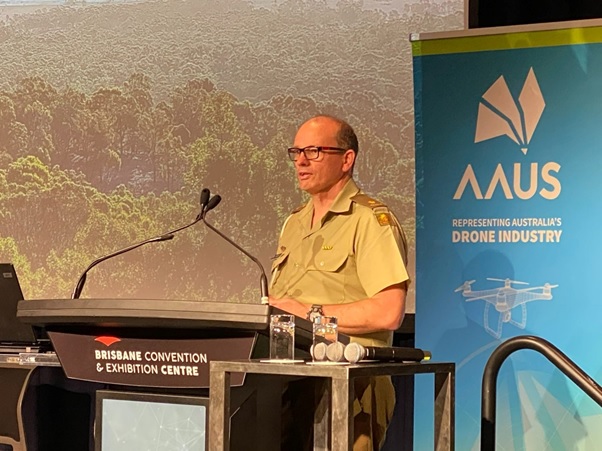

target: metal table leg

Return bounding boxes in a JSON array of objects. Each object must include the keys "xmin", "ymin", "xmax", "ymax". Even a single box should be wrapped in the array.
[
  {"xmin": 331, "ymin": 377, "xmax": 353, "ymax": 451},
  {"xmin": 434, "ymin": 370, "xmax": 455, "ymax": 451},
  {"xmin": 209, "ymin": 367, "xmax": 231, "ymax": 451}
]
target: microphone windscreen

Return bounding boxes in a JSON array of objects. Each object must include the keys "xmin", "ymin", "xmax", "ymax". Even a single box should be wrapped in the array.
[
  {"xmin": 326, "ymin": 342, "xmax": 346, "ymax": 362},
  {"xmin": 200, "ymin": 188, "xmax": 210, "ymax": 208},
  {"xmin": 311, "ymin": 342, "xmax": 328, "ymax": 361},
  {"xmin": 206, "ymin": 194, "xmax": 222, "ymax": 212},
  {"xmin": 343, "ymin": 342, "xmax": 365, "ymax": 364}
]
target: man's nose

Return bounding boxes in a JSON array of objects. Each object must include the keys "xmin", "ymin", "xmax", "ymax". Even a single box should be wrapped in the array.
[{"xmin": 295, "ymin": 152, "xmax": 310, "ymax": 165}]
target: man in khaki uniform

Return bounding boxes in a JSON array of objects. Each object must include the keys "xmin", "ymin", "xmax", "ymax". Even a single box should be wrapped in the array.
[{"xmin": 270, "ymin": 115, "xmax": 410, "ymax": 450}]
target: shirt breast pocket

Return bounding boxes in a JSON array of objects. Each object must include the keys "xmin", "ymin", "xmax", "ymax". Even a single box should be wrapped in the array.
[{"xmin": 312, "ymin": 249, "xmax": 349, "ymax": 272}]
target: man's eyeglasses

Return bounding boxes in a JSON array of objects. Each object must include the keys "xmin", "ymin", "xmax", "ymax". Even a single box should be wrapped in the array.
[{"xmin": 287, "ymin": 146, "xmax": 347, "ymax": 161}]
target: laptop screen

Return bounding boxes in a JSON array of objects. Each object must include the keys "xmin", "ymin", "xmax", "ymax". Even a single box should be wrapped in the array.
[{"xmin": 0, "ymin": 263, "xmax": 38, "ymax": 345}]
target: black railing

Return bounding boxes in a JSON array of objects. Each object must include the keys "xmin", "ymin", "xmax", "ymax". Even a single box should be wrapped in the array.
[{"xmin": 481, "ymin": 335, "xmax": 602, "ymax": 450}]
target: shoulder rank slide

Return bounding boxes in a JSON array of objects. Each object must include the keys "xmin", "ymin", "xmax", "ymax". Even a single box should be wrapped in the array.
[{"xmin": 351, "ymin": 194, "xmax": 392, "ymax": 226}]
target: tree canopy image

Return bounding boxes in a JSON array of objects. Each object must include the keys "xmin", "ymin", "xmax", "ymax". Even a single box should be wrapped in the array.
[{"xmin": 0, "ymin": 0, "xmax": 462, "ymax": 304}]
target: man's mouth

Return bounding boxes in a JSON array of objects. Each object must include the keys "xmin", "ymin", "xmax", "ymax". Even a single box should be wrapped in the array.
[{"xmin": 298, "ymin": 172, "xmax": 311, "ymax": 180}]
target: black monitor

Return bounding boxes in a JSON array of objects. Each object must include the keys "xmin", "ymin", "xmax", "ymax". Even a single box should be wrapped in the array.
[
  {"xmin": 95, "ymin": 390, "xmax": 209, "ymax": 451},
  {"xmin": 469, "ymin": 0, "xmax": 602, "ymax": 28}
]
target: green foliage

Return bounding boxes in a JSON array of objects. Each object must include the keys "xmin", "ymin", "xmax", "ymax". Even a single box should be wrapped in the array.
[{"xmin": 0, "ymin": 0, "xmax": 461, "ymax": 301}]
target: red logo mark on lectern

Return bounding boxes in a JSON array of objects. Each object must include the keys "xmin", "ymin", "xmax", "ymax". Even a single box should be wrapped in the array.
[{"xmin": 95, "ymin": 336, "xmax": 121, "ymax": 347}]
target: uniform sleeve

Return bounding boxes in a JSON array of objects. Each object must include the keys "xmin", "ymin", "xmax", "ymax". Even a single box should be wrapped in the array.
[{"xmin": 354, "ymin": 209, "xmax": 409, "ymax": 298}]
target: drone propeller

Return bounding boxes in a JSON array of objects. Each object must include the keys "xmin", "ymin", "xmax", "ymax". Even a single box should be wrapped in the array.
[
  {"xmin": 454, "ymin": 280, "xmax": 476, "ymax": 292},
  {"xmin": 487, "ymin": 277, "xmax": 529, "ymax": 285}
]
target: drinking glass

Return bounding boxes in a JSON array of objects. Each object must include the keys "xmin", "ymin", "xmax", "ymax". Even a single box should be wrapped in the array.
[
  {"xmin": 269, "ymin": 314, "xmax": 295, "ymax": 360},
  {"xmin": 312, "ymin": 316, "xmax": 338, "ymax": 360}
]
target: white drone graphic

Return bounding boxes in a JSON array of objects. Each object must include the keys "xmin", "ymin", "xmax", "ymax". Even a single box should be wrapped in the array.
[{"xmin": 455, "ymin": 278, "xmax": 558, "ymax": 339}]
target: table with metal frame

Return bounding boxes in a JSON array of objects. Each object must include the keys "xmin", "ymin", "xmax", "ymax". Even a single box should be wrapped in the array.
[{"xmin": 209, "ymin": 359, "xmax": 455, "ymax": 451}]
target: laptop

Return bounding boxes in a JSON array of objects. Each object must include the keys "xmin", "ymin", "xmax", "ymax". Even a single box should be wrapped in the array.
[{"xmin": 0, "ymin": 263, "xmax": 50, "ymax": 353}]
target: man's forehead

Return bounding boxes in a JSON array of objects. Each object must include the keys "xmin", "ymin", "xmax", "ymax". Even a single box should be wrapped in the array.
[
  {"xmin": 295, "ymin": 118, "xmax": 339, "ymax": 143},
  {"xmin": 301, "ymin": 116, "xmax": 339, "ymax": 130}
]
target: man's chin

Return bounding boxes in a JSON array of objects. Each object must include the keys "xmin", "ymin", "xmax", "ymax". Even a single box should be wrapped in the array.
[{"xmin": 298, "ymin": 180, "xmax": 313, "ymax": 192}]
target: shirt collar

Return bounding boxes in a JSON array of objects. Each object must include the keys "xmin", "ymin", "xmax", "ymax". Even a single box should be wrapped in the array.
[
  {"xmin": 299, "ymin": 178, "xmax": 360, "ymax": 222},
  {"xmin": 329, "ymin": 178, "xmax": 361, "ymax": 214}
]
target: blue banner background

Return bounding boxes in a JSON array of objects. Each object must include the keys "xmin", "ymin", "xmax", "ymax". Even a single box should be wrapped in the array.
[{"xmin": 414, "ymin": 31, "xmax": 602, "ymax": 450}]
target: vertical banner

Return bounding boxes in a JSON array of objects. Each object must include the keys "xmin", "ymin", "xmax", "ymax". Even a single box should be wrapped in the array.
[{"xmin": 414, "ymin": 25, "xmax": 602, "ymax": 449}]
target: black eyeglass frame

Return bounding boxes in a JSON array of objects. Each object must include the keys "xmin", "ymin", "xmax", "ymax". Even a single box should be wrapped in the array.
[{"xmin": 287, "ymin": 146, "xmax": 348, "ymax": 161}]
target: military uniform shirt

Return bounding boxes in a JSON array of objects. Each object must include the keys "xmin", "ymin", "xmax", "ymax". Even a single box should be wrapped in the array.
[{"xmin": 271, "ymin": 178, "xmax": 409, "ymax": 347}]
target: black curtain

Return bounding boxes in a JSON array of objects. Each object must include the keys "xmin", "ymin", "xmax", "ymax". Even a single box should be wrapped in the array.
[{"xmin": 471, "ymin": 0, "xmax": 602, "ymax": 28}]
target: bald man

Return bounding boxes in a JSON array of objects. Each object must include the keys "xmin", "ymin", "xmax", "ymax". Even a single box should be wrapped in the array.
[{"xmin": 270, "ymin": 115, "xmax": 410, "ymax": 450}]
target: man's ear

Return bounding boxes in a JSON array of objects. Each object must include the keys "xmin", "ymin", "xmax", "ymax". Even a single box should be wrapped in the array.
[{"xmin": 342, "ymin": 149, "xmax": 355, "ymax": 172}]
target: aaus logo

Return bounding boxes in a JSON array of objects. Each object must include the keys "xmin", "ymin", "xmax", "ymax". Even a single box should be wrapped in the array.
[{"xmin": 454, "ymin": 68, "xmax": 561, "ymax": 200}]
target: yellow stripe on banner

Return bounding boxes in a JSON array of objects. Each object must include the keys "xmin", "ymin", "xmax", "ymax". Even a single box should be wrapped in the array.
[{"xmin": 412, "ymin": 26, "xmax": 602, "ymax": 56}]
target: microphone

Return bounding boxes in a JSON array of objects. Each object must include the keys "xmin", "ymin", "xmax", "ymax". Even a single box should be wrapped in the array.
[
  {"xmin": 71, "ymin": 234, "xmax": 174, "ymax": 299},
  {"xmin": 198, "ymin": 188, "xmax": 211, "ymax": 218},
  {"xmin": 204, "ymin": 194, "xmax": 222, "ymax": 215},
  {"xmin": 310, "ymin": 342, "xmax": 328, "ymax": 361},
  {"xmin": 343, "ymin": 342, "xmax": 432, "ymax": 364},
  {"xmin": 201, "ymin": 191, "xmax": 269, "ymax": 304},
  {"xmin": 71, "ymin": 189, "xmax": 209, "ymax": 299},
  {"xmin": 326, "ymin": 341, "xmax": 346, "ymax": 362}
]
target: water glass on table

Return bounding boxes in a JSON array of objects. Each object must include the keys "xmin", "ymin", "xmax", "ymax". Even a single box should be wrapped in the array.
[
  {"xmin": 311, "ymin": 316, "xmax": 338, "ymax": 361},
  {"xmin": 269, "ymin": 314, "xmax": 295, "ymax": 361}
]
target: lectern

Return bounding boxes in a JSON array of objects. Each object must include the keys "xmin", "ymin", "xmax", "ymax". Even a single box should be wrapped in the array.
[{"xmin": 11, "ymin": 298, "xmax": 335, "ymax": 451}]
